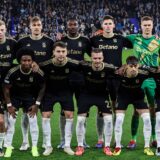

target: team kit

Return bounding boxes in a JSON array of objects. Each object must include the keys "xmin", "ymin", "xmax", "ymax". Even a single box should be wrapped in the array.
[{"xmin": 0, "ymin": 15, "xmax": 160, "ymax": 158}]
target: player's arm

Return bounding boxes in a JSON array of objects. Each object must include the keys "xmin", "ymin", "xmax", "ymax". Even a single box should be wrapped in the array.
[{"xmin": 3, "ymin": 81, "xmax": 17, "ymax": 118}]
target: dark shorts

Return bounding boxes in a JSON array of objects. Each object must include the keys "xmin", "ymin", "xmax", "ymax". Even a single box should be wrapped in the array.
[
  {"xmin": 116, "ymin": 92, "xmax": 148, "ymax": 110},
  {"xmin": 41, "ymin": 90, "xmax": 74, "ymax": 112},
  {"xmin": 77, "ymin": 92, "xmax": 112, "ymax": 114},
  {"xmin": 11, "ymin": 96, "xmax": 35, "ymax": 112},
  {"xmin": 69, "ymin": 72, "xmax": 85, "ymax": 99},
  {"xmin": 106, "ymin": 78, "xmax": 120, "ymax": 101}
]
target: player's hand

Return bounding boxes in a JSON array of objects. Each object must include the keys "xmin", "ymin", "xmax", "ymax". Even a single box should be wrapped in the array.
[
  {"xmin": 28, "ymin": 105, "xmax": 38, "ymax": 117},
  {"xmin": 7, "ymin": 106, "xmax": 17, "ymax": 118},
  {"xmin": 115, "ymin": 64, "xmax": 127, "ymax": 75},
  {"xmin": 32, "ymin": 62, "xmax": 39, "ymax": 72},
  {"xmin": 56, "ymin": 32, "xmax": 63, "ymax": 41}
]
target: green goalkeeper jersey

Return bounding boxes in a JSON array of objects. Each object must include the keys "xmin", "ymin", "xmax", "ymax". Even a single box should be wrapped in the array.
[{"xmin": 127, "ymin": 34, "xmax": 160, "ymax": 66}]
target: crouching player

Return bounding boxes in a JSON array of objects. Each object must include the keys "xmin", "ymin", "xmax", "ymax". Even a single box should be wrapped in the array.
[
  {"xmin": 3, "ymin": 48, "xmax": 45, "ymax": 157},
  {"xmin": 113, "ymin": 56, "xmax": 154, "ymax": 156},
  {"xmin": 75, "ymin": 48, "xmax": 117, "ymax": 156}
]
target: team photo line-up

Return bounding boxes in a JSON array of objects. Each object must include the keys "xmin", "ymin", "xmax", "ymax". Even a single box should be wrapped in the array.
[{"xmin": 0, "ymin": 14, "xmax": 160, "ymax": 158}]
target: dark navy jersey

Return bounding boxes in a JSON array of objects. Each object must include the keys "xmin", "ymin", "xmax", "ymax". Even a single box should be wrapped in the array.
[
  {"xmin": 4, "ymin": 65, "xmax": 45, "ymax": 98},
  {"xmin": 17, "ymin": 35, "xmax": 54, "ymax": 63},
  {"xmin": 0, "ymin": 38, "xmax": 17, "ymax": 82},
  {"xmin": 40, "ymin": 58, "xmax": 79, "ymax": 93},
  {"xmin": 118, "ymin": 70, "xmax": 149, "ymax": 97},
  {"xmin": 61, "ymin": 35, "xmax": 91, "ymax": 60},
  {"xmin": 90, "ymin": 34, "xmax": 133, "ymax": 66},
  {"xmin": 80, "ymin": 62, "xmax": 116, "ymax": 94}
]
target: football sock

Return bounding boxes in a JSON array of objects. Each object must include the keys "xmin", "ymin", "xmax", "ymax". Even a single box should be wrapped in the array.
[
  {"xmin": 76, "ymin": 116, "xmax": 86, "ymax": 146},
  {"xmin": 65, "ymin": 118, "xmax": 73, "ymax": 147},
  {"xmin": 28, "ymin": 115, "xmax": 39, "ymax": 146},
  {"xmin": 0, "ymin": 132, "xmax": 5, "ymax": 148},
  {"xmin": 96, "ymin": 114, "xmax": 104, "ymax": 141},
  {"xmin": 156, "ymin": 112, "xmax": 160, "ymax": 147},
  {"xmin": 103, "ymin": 115, "xmax": 113, "ymax": 147},
  {"xmin": 60, "ymin": 115, "xmax": 66, "ymax": 143},
  {"xmin": 114, "ymin": 113, "xmax": 125, "ymax": 148},
  {"xmin": 21, "ymin": 113, "xmax": 29, "ymax": 144},
  {"xmin": 141, "ymin": 112, "xmax": 151, "ymax": 148},
  {"xmin": 5, "ymin": 116, "xmax": 16, "ymax": 146},
  {"xmin": 42, "ymin": 118, "xmax": 51, "ymax": 147}
]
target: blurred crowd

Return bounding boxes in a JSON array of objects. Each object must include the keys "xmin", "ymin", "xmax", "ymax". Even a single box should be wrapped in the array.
[{"xmin": 0, "ymin": 0, "xmax": 159, "ymax": 40}]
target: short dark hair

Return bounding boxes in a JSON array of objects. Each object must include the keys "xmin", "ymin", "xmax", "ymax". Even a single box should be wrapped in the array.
[
  {"xmin": 91, "ymin": 48, "xmax": 103, "ymax": 56},
  {"xmin": 126, "ymin": 56, "xmax": 139, "ymax": 65},
  {"xmin": 53, "ymin": 41, "xmax": 67, "ymax": 50},
  {"xmin": 16, "ymin": 47, "xmax": 35, "ymax": 63},
  {"xmin": 141, "ymin": 16, "xmax": 153, "ymax": 22},
  {"xmin": 67, "ymin": 17, "xmax": 78, "ymax": 22},
  {"xmin": 102, "ymin": 15, "xmax": 114, "ymax": 22}
]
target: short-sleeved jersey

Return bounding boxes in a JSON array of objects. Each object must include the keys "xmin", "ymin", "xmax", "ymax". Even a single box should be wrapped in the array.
[
  {"xmin": 127, "ymin": 34, "xmax": 160, "ymax": 66},
  {"xmin": 17, "ymin": 35, "xmax": 54, "ymax": 63},
  {"xmin": 4, "ymin": 65, "xmax": 45, "ymax": 98},
  {"xmin": 80, "ymin": 62, "xmax": 116, "ymax": 94},
  {"xmin": 61, "ymin": 35, "xmax": 91, "ymax": 61},
  {"xmin": 40, "ymin": 58, "xmax": 79, "ymax": 93},
  {"xmin": 90, "ymin": 34, "xmax": 133, "ymax": 66},
  {"xmin": 0, "ymin": 38, "xmax": 17, "ymax": 82},
  {"xmin": 118, "ymin": 71, "xmax": 149, "ymax": 96}
]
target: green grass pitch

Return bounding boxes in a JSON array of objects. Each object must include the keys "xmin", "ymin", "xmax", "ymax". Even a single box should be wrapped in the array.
[{"xmin": 4, "ymin": 49, "xmax": 159, "ymax": 160}]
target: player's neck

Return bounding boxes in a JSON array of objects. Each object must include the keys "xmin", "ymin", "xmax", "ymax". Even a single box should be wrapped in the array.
[
  {"xmin": 103, "ymin": 32, "xmax": 114, "ymax": 38},
  {"xmin": 92, "ymin": 62, "xmax": 104, "ymax": 71},
  {"xmin": 30, "ymin": 34, "xmax": 43, "ymax": 40},
  {"xmin": 0, "ymin": 36, "xmax": 6, "ymax": 44},
  {"xmin": 20, "ymin": 65, "xmax": 32, "ymax": 75},
  {"xmin": 142, "ymin": 33, "xmax": 152, "ymax": 39},
  {"xmin": 67, "ymin": 33, "xmax": 80, "ymax": 39},
  {"xmin": 52, "ymin": 57, "xmax": 67, "ymax": 66}
]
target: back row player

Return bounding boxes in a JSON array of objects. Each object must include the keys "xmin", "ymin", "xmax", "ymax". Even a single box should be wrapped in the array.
[{"xmin": 90, "ymin": 15, "xmax": 133, "ymax": 147}]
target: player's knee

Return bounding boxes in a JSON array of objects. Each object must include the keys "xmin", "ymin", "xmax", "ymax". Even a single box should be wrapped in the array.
[
  {"xmin": 0, "ymin": 117, "xmax": 4, "ymax": 130},
  {"xmin": 42, "ymin": 111, "xmax": 52, "ymax": 118},
  {"xmin": 64, "ymin": 111, "xmax": 73, "ymax": 119}
]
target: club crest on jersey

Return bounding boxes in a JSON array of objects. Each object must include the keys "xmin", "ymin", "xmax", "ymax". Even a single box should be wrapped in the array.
[
  {"xmin": 6, "ymin": 45, "xmax": 10, "ymax": 51},
  {"xmin": 78, "ymin": 41, "xmax": 82, "ymax": 47},
  {"xmin": 135, "ymin": 79, "xmax": 139, "ymax": 83},
  {"xmin": 88, "ymin": 72, "xmax": 92, "ymax": 75},
  {"xmin": 113, "ymin": 39, "xmax": 117, "ymax": 43},
  {"xmin": 148, "ymin": 40, "xmax": 159, "ymax": 52},
  {"xmin": 42, "ymin": 42, "xmax": 46, "ymax": 48},
  {"xmin": 29, "ymin": 77, "xmax": 33, "ymax": 82},
  {"xmin": 65, "ymin": 68, "xmax": 69, "ymax": 73},
  {"xmin": 26, "ymin": 43, "xmax": 31, "ymax": 47},
  {"xmin": 101, "ymin": 72, "xmax": 105, "ymax": 77}
]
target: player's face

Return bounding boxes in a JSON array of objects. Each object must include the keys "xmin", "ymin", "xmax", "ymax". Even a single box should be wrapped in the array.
[
  {"xmin": 30, "ymin": 20, "xmax": 42, "ymax": 36},
  {"xmin": 102, "ymin": 19, "xmax": 115, "ymax": 34},
  {"xmin": 67, "ymin": 20, "xmax": 79, "ymax": 35},
  {"xmin": 141, "ymin": 20, "xmax": 153, "ymax": 35},
  {"xmin": 53, "ymin": 46, "xmax": 67, "ymax": 62},
  {"xmin": 0, "ymin": 25, "xmax": 6, "ymax": 40},
  {"xmin": 92, "ymin": 52, "xmax": 104, "ymax": 68},
  {"xmin": 125, "ymin": 64, "xmax": 139, "ymax": 78},
  {"xmin": 20, "ymin": 55, "xmax": 33, "ymax": 70}
]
